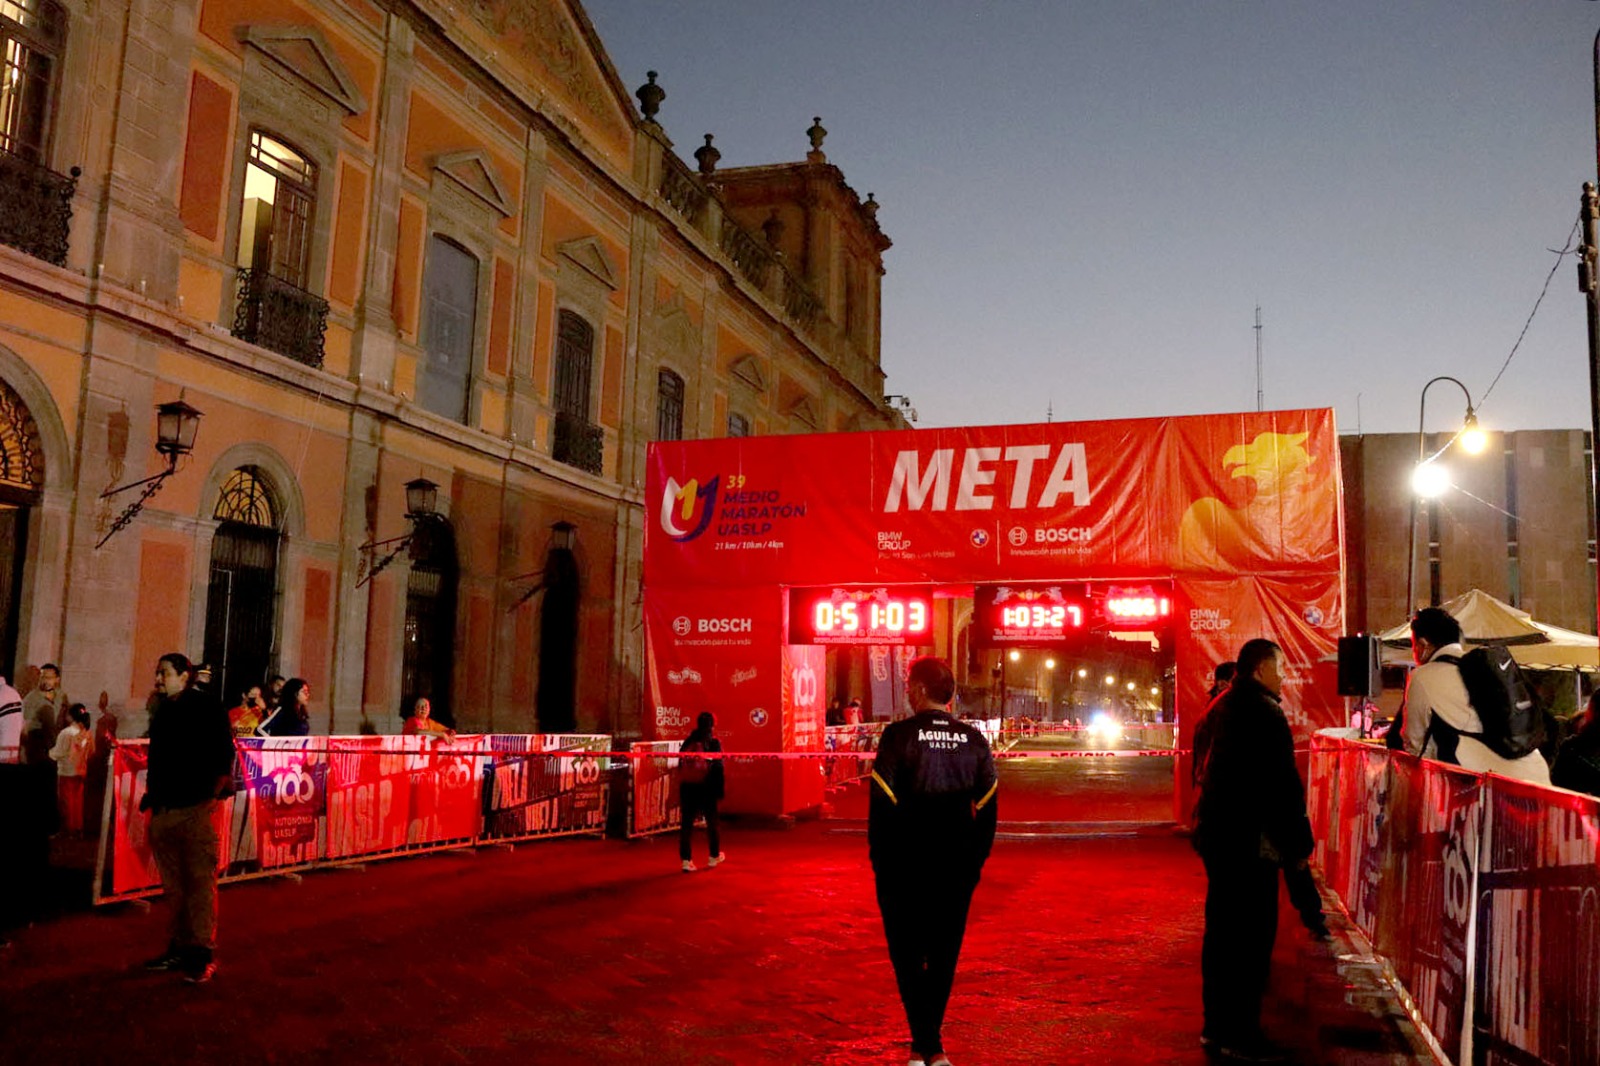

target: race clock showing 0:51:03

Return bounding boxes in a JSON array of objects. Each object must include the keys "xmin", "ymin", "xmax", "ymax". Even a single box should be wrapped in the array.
[{"xmin": 786, "ymin": 585, "xmax": 935, "ymax": 645}]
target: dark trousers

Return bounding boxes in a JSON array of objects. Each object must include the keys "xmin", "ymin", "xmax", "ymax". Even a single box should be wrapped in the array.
[
  {"xmin": 678, "ymin": 788, "xmax": 720, "ymax": 861},
  {"xmin": 149, "ymin": 801, "xmax": 221, "ymax": 963},
  {"xmin": 876, "ymin": 873, "xmax": 976, "ymax": 1058},
  {"xmin": 1201, "ymin": 853, "xmax": 1279, "ymax": 1041}
]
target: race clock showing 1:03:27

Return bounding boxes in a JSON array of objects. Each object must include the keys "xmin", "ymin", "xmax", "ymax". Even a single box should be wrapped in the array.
[{"xmin": 786, "ymin": 585, "xmax": 935, "ymax": 645}]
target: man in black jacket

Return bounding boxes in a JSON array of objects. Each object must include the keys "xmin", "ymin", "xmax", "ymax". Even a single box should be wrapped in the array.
[
  {"xmin": 1193, "ymin": 638, "xmax": 1313, "ymax": 1062},
  {"xmin": 869, "ymin": 656, "xmax": 998, "ymax": 1066}
]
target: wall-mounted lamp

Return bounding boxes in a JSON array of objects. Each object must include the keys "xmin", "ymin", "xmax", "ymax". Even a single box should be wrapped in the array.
[
  {"xmin": 506, "ymin": 520, "xmax": 579, "ymax": 611},
  {"xmin": 96, "ymin": 399, "xmax": 203, "ymax": 549},
  {"xmin": 356, "ymin": 477, "xmax": 439, "ymax": 587},
  {"xmin": 884, "ymin": 394, "xmax": 918, "ymax": 423}
]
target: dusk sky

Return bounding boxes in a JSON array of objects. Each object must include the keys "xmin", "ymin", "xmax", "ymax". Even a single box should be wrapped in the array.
[{"xmin": 585, "ymin": 2, "xmax": 1600, "ymax": 437}]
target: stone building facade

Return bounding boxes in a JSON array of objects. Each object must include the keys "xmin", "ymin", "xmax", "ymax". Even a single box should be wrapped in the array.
[
  {"xmin": 1341, "ymin": 430, "xmax": 1597, "ymax": 636},
  {"xmin": 0, "ymin": 0, "xmax": 896, "ymax": 737}
]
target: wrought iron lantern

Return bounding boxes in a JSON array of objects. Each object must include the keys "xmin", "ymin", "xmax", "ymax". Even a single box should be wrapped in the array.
[
  {"xmin": 96, "ymin": 399, "xmax": 204, "ymax": 549},
  {"xmin": 357, "ymin": 477, "xmax": 440, "ymax": 587}
]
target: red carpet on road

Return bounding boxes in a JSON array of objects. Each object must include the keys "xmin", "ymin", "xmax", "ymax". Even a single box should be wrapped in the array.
[{"xmin": 1, "ymin": 811, "xmax": 1429, "ymax": 1064}]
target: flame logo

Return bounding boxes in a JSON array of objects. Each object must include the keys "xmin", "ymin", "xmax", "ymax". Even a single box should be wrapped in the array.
[{"xmin": 659, "ymin": 475, "xmax": 719, "ymax": 542}]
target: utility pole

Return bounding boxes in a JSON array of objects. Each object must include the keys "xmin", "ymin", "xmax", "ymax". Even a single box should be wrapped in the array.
[
  {"xmin": 1588, "ymin": 28, "xmax": 1600, "ymax": 629},
  {"xmin": 1254, "ymin": 305, "xmax": 1264, "ymax": 411}
]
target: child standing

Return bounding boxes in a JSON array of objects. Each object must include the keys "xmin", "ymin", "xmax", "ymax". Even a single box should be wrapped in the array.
[{"xmin": 49, "ymin": 703, "xmax": 93, "ymax": 837}]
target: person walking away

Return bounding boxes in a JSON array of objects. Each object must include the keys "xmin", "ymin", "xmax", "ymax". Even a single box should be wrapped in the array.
[
  {"xmin": 1552, "ymin": 692, "xmax": 1600, "ymax": 797},
  {"xmin": 227, "ymin": 686, "xmax": 266, "ymax": 738},
  {"xmin": 257, "ymin": 678, "xmax": 312, "ymax": 737},
  {"xmin": 141, "ymin": 653, "xmax": 236, "ymax": 984},
  {"xmin": 678, "ymin": 712, "xmax": 725, "ymax": 872},
  {"xmin": 869, "ymin": 655, "xmax": 998, "ymax": 1066},
  {"xmin": 1193, "ymin": 638, "xmax": 1314, "ymax": 1062},
  {"xmin": 48, "ymin": 704, "xmax": 93, "ymax": 837},
  {"xmin": 1401, "ymin": 608, "xmax": 1551, "ymax": 785}
]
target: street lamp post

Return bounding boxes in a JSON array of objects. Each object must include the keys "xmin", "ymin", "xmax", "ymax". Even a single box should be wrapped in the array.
[{"xmin": 1405, "ymin": 376, "xmax": 1487, "ymax": 613}]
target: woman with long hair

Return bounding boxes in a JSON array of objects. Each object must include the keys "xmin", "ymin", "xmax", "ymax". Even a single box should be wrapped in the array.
[{"xmin": 258, "ymin": 678, "xmax": 311, "ymax": 737}]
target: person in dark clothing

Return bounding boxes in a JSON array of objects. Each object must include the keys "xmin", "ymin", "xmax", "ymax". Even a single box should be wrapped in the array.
[
  {"xmin": 1193, "ymin": 638, "xmax": 1315, "ymax": 1063},
  {"xmin": 258, "ymin": 678, "xmax": 311, "ymax": 737},
  {"xmin": 678, "ymin": 712, "xmax": 725, "ymax": 872},
  {"xmin": 1191, "ymin": 661, "xmax": 1236, "ymax": 791},
  {"xmin": 869, "ymin": 656, "xmax": 998, "ymax": 1066},
  {"xmin": 140, "ymin": 652, "xmax": 237, "ymax": 984},
  {"xmin": 1552, "ymin": 694, "xmax": 1600, "ymax": 797}
]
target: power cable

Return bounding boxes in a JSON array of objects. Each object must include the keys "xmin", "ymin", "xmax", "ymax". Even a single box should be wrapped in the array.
[{"xmin": 1477, "ymin": 215, "xmax": 1581, "ymax": 410}]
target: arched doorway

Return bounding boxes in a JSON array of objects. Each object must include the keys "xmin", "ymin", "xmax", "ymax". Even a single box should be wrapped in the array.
[
  {"xmin": 536, "ymin": 547, "xmax": 580, "ymax": 733},
  {"xmin": 403, "ymin": 516, "xmax": 458, "ymax": 725},
  {"xmin": 0, "ymin": 379, "xmax": 43, "ymax": 677},
  {"xmin": 204, "ymin": 467, "xmax": 281, "ymax": 704}
]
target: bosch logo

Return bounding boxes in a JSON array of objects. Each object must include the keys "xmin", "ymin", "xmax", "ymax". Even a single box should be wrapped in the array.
[
  {"xmin": 672, "ymin": 616, "xmax": 691, "ymax": 636},
  {"xmin": 749, "ymin": 707, "xmax": 770, "ymax": 727},
  {"xmin": 970, "ymin": 529, "xmax": 990, "ymax": 548},
  {"xmin": 1034, "ymin": 527, "xmax": 1093, "ymax": 543},
  {"xmin": 698, "ymin": 617, "xmax": 752, "ymax": 633},
  {"xmin": 1008, "ymin": 526, "xmax": 1028, "ymax": 547}
]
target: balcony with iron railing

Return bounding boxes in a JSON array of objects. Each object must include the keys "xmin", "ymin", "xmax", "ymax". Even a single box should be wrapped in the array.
[
  {"xmin": 231, "ymin": 267, "xmax": 329, "ymax": 369},
  {"xmin": 0, "ymin": 147, "xmax": 79, "ymax": 267},
  {"xmin": 552, "ymin": 410, "xmax": 605, "ymax": 476}
]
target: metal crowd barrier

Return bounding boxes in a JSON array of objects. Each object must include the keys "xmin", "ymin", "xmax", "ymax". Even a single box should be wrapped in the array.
[
  {"xmin": 1308, "ymin": 736, "xmax": 1599, "ymax": 1066},
  {"xmin": 93, "ymin": 733, "xmax": 612, "ymax": 905},
  {"xmin": 627, "ymin": 740, "xmax": 681, "ymax": 838}
]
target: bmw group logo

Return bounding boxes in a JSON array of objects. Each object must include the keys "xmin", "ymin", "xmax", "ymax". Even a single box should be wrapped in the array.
[
  {"xmin": 749, "ymin": 707, "xmax": 769, "ymax": 727},
  {"xmin": 969, "ymin": 529, "xmax": 990, "ymax": 548},
  {"xmin": 672, "ymin": 616, "xmax": 691, "ymax": 636},
  {"xmin": 1007, "ymin": 526, "xmax": 1028, "ymax": 547},
  {"xmin": 1302, "ymin": 605, "xmax": 1325, "ymax": 627}
]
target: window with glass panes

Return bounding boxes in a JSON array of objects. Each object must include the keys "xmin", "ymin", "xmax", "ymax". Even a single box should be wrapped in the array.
[
  {"xmin": 238, "ymin": 131, "xmax": 317, "ymax": 287},
  {"xmin": 656, "ymin": 369, "xmax": 684, "ymax": 441},
  {"xmin": 0, "ymin": 0, "xmax": 66, "ymax": 162}
]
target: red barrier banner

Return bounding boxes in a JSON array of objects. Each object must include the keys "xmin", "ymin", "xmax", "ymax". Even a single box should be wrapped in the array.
[
  {"xmin": 325, "ymin": 737, "xmax": 409, "ymax": 860},
  {"xmin": 628, "ymin": 741, "xmax": 680, "ymax": 837},
  {"xmin": 481, "ymin": 734, "xmax": 608, "ymax": 841},
  {"xmin": 1472, "ymin": 777, "xmax": 1600, "ymax": 1066},
  {"xmin": 239, "ymin": 738, "xmax": 327, "ymax": 871}
]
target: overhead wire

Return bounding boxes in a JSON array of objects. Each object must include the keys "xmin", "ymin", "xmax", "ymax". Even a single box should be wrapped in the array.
[{"xmin": 1476, "ymin": 214, "xmax": 1582, "ymax": 410}]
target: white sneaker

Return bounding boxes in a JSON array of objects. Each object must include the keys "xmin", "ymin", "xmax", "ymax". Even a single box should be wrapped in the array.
[
  {"xmin": 681, "ymin": 860, "xmax": 696, "ymax": 873},
  {"xmin": 707, "ymin": 852, "xmax": 726, "ymax": 868}
]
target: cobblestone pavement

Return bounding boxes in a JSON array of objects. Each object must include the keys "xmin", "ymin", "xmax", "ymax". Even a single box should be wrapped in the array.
[{"xmin": 1, "ymin": 814, "xmax": 1434, "ymax": 1065}]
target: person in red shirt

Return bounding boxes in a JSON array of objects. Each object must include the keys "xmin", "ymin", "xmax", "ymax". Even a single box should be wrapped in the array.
[
  {"xmin": 402, "ymin": 697, "xmax": 454, "ymax": 742},
  {"xmin": 226, "ymin": 686, "xmax": 265, "ymax": 738}
]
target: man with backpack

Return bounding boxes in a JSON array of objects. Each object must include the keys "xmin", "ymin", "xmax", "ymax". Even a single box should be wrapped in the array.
[
  {"xmin": 1400, "ymin": 607, "xmax": 1551, "ymax": 784},
  {"xmin": 678, "ymin": 712, "xmax": 726, "ymax": 872}
]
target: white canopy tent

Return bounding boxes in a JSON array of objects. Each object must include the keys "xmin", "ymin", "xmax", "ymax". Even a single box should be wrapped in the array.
[{"xmin": 1377, "ymin": 588, "xmax": 1600, "ymax": 671}]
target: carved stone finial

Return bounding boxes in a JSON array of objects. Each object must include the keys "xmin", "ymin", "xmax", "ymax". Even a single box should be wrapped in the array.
[
  {"xmin": 693, "ymin": 133, "xmax": 720, "ymax": 176},
  {"xmin": 862, "ymin": 192, "xmax": 879, "ymax": 222},
  {"xmin": 806, "ymin": 116, "xmax": 827, "ymax": 162},
  {"xmin": 636, "ymin": 70, "xmax": 664, "ymax": 121},
  {"xmin": 762, "ymin": 208, "xmax": 784, "ymax": 247}
]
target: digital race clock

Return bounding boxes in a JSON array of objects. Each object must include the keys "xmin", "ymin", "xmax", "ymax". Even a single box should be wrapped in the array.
[
  {"xmin": 974, "ymin": 584, "xmax": 1088, "ymax": 647},
  {"xmin": 787, "ymin": 585, "xmax": 935, "ymax": 645}
]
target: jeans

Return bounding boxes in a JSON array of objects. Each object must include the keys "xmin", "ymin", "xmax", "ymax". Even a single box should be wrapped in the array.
[{"xmin": 877, "ymin": 872, "xmax": 977, "ymax": 1058}]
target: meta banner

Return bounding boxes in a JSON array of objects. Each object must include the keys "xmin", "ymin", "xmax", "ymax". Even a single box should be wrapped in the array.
[{"xmin": 646, "ymin": 410, "xmax": 1342, "ymax": 586}]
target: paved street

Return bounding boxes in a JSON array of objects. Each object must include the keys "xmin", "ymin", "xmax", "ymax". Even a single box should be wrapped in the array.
[{"xmin": 2, "ymin": 775, "xmax": 1434, "ymax": 1064}]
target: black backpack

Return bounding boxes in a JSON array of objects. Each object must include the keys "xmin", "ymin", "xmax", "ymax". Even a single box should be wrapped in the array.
[{"xmin": 1433, "ymin": 647, "xmax": 1546, "ymax": 761}]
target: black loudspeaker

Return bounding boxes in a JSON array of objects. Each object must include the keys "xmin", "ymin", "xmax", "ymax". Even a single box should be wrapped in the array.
[{"xmin": 1336, "ymin": 635, "xmax": 1382, "ymax": 697}]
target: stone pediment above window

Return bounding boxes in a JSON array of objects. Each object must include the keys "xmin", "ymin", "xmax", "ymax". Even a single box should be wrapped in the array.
[
  {"xmin": 432, "ymin": 151, "xmax": 515, "ymax": 218},
  {"xmin": 557, "ymin": 237, "xmax": 619, "ymax": 291},
  {"xmin": 729, "ymin": 354, "xmax": 766, "ymax": 394},
  {"xmin": 239, "ymin": 26, "xmax": 368, "ymax": 116},
  {"xmin": 788, "ymin": 396, "xmax": 820, "ymax": 431},
  {"xmin": 653, "ymin": 292, "xmax": 698, "ymax": 353}
]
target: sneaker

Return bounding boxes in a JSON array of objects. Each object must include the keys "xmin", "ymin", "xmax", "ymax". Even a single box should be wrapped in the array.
[
  {"xmin": 183, "ymin": 961, "xmax": 217, "ymax": 985},
  {"xmin": 143, "ymin": 950, "xmax": 185, "ymax": 972},
  {"xmin": 707, "ymin": 852, "xmax": 726, "ymax": 868},
  {"xmin": 906, "ymin": 1059, "xmax": 928, "ymax": 1066},
  {"xmin": 681, "ymin": 860, "xmax": 696, "ymax": 873},
  {"xmin": 929, "ymin": 1057, "xmax": 954, "ymax": 1066}
]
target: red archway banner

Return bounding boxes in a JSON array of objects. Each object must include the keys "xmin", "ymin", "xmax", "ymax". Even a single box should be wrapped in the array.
[{"xmin": 644, "ymin": 409, "xmax": 1345, "ymax": 815}]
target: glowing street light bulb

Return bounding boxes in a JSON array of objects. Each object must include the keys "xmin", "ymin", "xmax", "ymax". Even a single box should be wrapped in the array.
[
  {"xmin": 1459, "ymin": 412, "xmax": 1487, "ymax": 455},
  {"xmin": 1008, "ymin": 649, "xmax": 1021, "ymax": 662},
  {"xmin": 1077, "ymin": 668, "xmax": 1088, "ymax": 678},
  {"xmin": 1104, "ymin": 674, "xmax": 1115, "ymax": 686},
  {"xmin": 1411, "ymin": 460, "xmax": 1451, "ymax": 498},
  {"xmin": 1044, "ymin": 658, "xmax": 1056, "ymax": 670},
  {"xmin": 1125, "ymin": 681, "xmax": 1136, "ymax": 691},
  {"xmin": 1150, "ymin": 686, "xmax": 1159, "ymax": 695}
]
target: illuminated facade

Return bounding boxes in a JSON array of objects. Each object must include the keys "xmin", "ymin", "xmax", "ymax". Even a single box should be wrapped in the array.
[{"xmin": 0, "ymin": 0, "xmax": 895, "ymax": 736}]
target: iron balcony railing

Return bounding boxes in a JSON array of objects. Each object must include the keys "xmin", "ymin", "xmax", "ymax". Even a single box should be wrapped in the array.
[
  {"xmin": 232, "ymin": 267, "xmax": 329, "ymax": 369},
  {"xmin": 0, "ymin": 148, "xmax": 79, "ymax": 267},
  {"xmin": 552, "ymin": 410, "xmax": 605, "ymax": 476}
]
